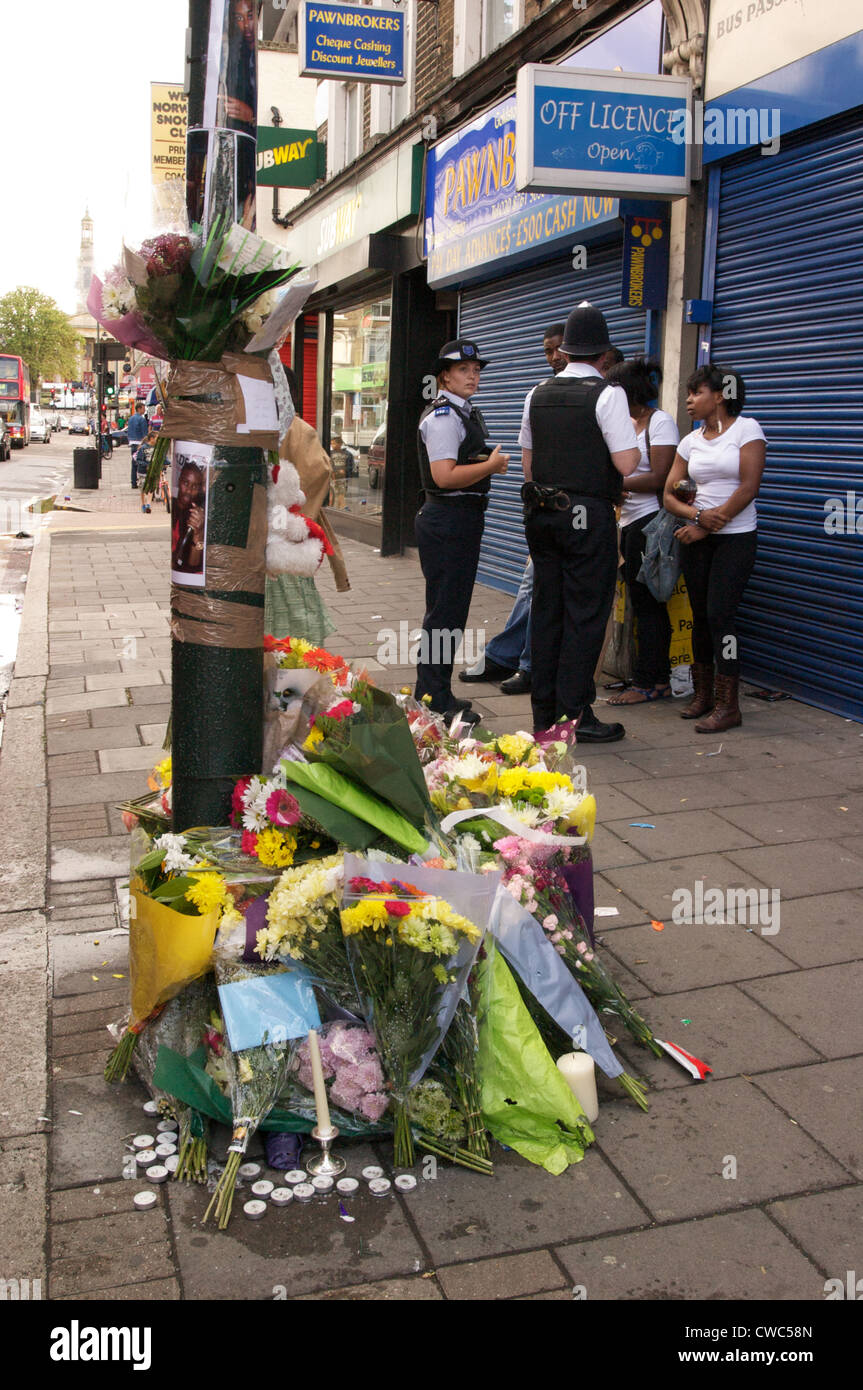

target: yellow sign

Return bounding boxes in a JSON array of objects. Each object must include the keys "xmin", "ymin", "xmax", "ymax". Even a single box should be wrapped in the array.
[{"xmin": 151, "ymin": 82, "xmax": 188, "ymax": 184}]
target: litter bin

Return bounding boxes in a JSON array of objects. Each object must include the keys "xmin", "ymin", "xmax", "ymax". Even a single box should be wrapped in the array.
[{"xmin": 73, "ymin": 447, "xmax": 99, "ymax": 490}]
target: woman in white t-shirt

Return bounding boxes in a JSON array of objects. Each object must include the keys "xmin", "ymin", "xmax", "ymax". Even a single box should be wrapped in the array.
[
  {"xmin": 605, "ymin": 359, "xmax": 680, "ymax": 704},
  {"xmin": 664, "ymin": 365, "xmax": 767, "ymax": 733}
]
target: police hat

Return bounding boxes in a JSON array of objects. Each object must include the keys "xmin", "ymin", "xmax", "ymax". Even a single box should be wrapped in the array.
[
  {"xmin": 560, "ymin": 303, "xmax": 612, "ymax": 357},
  {"xmin": 432, "ymin": 339, "xmax": 489, "ymax": 374}
]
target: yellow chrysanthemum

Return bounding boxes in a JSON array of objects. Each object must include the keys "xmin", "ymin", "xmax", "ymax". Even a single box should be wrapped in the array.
[
  {"xmin": 496, "ymin": 733, "xmax": 533, "ymax": 764},
  {"xmin": 255, "ymin": 828, "xmax": 297, "ymax": 868},
  {"xmin": 340, "ymin": 900, "xmax": 390, "ymax": 935},
  {"xmin": 303, "ymin": 725, "xmax": 325, "ymax": 751},
  {"xmin": 185, "ymin": 871, "xmax": 229, "ymax": 916}
]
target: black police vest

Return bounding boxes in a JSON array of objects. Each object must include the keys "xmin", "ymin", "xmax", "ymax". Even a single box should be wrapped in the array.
[
  {"xmin": 417, "ymin": 395, "xmax": 491, "ymax": 499},
  {"xmin": 528, "ymin": 376, "xmax": 622, "ymax": 502}
]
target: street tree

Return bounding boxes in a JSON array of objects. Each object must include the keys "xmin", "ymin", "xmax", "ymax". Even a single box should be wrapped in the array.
[{"xmin": 0, "ymin": 286, "xmax": 80, "ymax": 384}]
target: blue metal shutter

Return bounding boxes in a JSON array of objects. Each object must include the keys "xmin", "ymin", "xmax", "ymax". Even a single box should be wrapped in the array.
[
  {"xmin": 458, "ymin": 243, "xmax": 646, "ymax": 593},
  {"xmin": 710, "ymin": 110, "xmax": 863, "ymax": 721}
]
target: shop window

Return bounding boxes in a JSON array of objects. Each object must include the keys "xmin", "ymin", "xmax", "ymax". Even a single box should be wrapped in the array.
[
  {"xmin": 370, "ymin": 0, "xmax": 416, "ymax": 137},
  {"xmin": 327, "ymin": 297, "xmax": 392, "ymax": 523},
  {"xmin": 453, "ymin": 0, "xmax": 524, "ymax": 76}
]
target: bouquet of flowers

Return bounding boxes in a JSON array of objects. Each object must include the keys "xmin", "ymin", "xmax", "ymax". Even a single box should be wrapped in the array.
[
  {"xmin": 291, "ymin": 1023, "xmax": 389, "ymax": 1125},
  {"xmin": 340, "ymin": 875, "xmax": 483, "ymax": 1167},
  {"xmin": 413, "ymin": 993, "xmax": 492, "ymax": 1174},
  {"xmin": 104, "ymin": 833, "xmax": 230, "ymax": 1082},
  {"xmin": 131, "ymin": 974, "xmax": 216, "ymax": 1183},
  {"xmin": 253, "ymin": 854, "xmax": 361, "ymax": 1014},
  {"xmin": 264, "ymin": 635, "xmax": 351, "ymax": 687}
]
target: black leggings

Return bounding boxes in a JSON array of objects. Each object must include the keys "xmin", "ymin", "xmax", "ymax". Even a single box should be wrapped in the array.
[
  {"xmin": 621, "ymin": 514, "xmax": 671, "ymax": 687},
  {"xmin": 679, "ymin": 530, "xmax": 757, "ymax": 675}
]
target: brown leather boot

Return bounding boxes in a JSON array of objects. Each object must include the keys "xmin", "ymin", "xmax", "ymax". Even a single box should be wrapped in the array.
[
  {"xmin": 680, "ymin": 662, "xmax": 715, "ymax": 720},
  {"xmin": 696, "ymin": 673, "xmax": 742, "ymax": 733}
]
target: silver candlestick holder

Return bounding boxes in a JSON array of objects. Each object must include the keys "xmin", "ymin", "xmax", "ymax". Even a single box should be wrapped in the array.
[{"xmin": 306, "ymin": 1125, "xmax": 346, "ymax": 1177}]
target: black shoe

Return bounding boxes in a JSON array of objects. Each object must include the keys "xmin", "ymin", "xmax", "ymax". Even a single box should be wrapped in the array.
[
  {"xmin": 442, "ymin": 706, "xmax": 481, "ymax": 726},
  {"xmin": 430, "ymin": 695, "xmax": 472, "ymax": 714},
  {"xmin": 501, "ymin": 670, "xmax": 532, "ymax": 695},
  {"xmin": 459, "ymin": 659, "xmax": 516, "ymax": 684},
  {"xmin": 575, "ymin": 705, "xmax": 625, "ymax": 744}
]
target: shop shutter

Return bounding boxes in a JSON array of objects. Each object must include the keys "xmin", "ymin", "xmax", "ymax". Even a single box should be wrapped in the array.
[
  {"xmin": 302, "ymin": 318, "xmax": 318, "ymax": 428},
  {"xmin": 710, "ymin": 110, "xmax": 863, "ymax": 720},
  {"xmin": 459, "ymin": 243, "xmax": 646, "ymax": 593}
]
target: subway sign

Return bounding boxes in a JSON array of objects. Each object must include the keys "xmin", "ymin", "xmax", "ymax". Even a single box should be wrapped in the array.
[
  {"xmin": 299, "ymin": 2, "xmax": 406, "ymax": 84},
  {"xmin": 516, "ymin": 66, "xmax": 692, "ymax": 199},
  {"xmin": 256, "ymin": 127, "xmax": 326, "ymax": 188}
]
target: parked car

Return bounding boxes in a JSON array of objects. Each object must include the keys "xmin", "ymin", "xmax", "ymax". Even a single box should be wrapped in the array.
[
  {"xmin": 68, "ymin": 415, "xmax": 90, "ymax": 435},
  {"xmin": 367, "ymin": 425, "xmax": 385, "ymax": 489},
  {"xmin": 30, "ymin": 410, "xmax": 52, "ymax": 443},
  {"xmin": 0, "ymin": 419, "xmax": 11, "ymax": 461},
  {"xmin": 57, "ymin": 415, "xmax": 70, "ymax": 431},
  {"xmin": 110, "ymin": 425, "xmax": 129, "ymax": 446}
]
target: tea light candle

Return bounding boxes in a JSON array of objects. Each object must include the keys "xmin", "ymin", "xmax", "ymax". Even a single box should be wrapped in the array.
[
  {"xmin": 238, "ymin": 1162, "xmax": 261, "ymax": 1180},
  {"xmin": 368, "ymin": 1177, "xmax": 392, "ymax": 1197},
  {"xmin": 270, "ymin": 1187, "xmax": 294, "ymax": 1207},
  {"xmin": 243, "ymin": 1200, "xmax": 267, "ymax": 1221},
  {"xmin": 147, "ymin": 1165, "xmax": 169, "ymax": 1184},
  {"xmin": 307, "ymin": 1030, "xmax": 334, "ymax": 1139},
  {"xmin": 336, "ymin": 1178, "xmax": 359, "ymax": 1197},
  {"xmin": 142, "ymin": 1100, "xmax": 159, "ymax": 1116},
  {"xmin": 293, "ymin": 1183, "xmax": 315, "ymax": 1203},
  {"xmin": 394, "ymin": 1174, "xmax": 417, "ymax": 1192},
  {"xmin": 133, "ymin": 1190, "xmax": 158, "ymax": 1210},
  {"xmin": 361, "ymin": 1165, "xmax": 384, "ymax": 1181},
  {"xmin": 135, "ymin": 1149, "xmax": 158, "ymax": 1167},
  {"xmin": 251, "ymin": 1180, "xmax": 274, "ymax": 1198},
  {"xmin": 155, "ymin": 1142, "xmax": 177, "ymax": 1158},
  {"xmin": 311, "ymin": 1175, "xmax": 333, "ymax": 1195},
  {"xmin": 157, "ymin": 1119, "xmax": 178, "ymax": 1133},
  {"xmin": 284, "ymin": 1170, "xmax": 307, "ymax": 1186},
  {"xmin": 164, "ymin": 1153, "xmax": 180, "ymax": 1174},
  {"xmin": 132, "ymin": 1134, "xmax": 155, "ymax": 1149},
  {"xmin": 556, "ymin": 1052, "xmax": 599, "ymax": 1123}
]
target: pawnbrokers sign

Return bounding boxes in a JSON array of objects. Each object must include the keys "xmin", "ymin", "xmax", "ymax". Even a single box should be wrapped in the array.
[
  {"xmin": 299, "ymin": 2, "xmax": 405, "ymax": 84},
  {"xmin": 256, "ymin": 127, "xmax": 325, "ymax": 188},
  {"xmin": 515, "ymin": 67, "xmax": 691, "ymax": 199}
]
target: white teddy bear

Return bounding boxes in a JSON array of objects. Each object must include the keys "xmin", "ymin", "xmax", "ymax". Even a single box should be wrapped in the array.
[{"xmin": 266, "ymin": 457, "xmax": 327, "ymax": 577}]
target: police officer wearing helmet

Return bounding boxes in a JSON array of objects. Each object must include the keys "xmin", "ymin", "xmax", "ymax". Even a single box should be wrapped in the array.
[
  {"xmin": 520, "ymin": 304, "xmax": 639, "ymax": 742},
  {"xmin": 415, "ymin": 340, "xmax": 509, "ymax": 722}
]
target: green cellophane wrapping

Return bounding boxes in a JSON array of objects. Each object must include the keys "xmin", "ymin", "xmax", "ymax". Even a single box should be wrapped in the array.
[
  {"xmin": 476, "ymin": 948, "xmax": 594, "ymax": 1175},
  {"xmin": 281, "ymin": 758, "xmax": 429, "ymax": 854}
]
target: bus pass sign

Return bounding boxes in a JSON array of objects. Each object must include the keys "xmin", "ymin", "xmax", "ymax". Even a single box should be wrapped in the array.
[
  {"xmin": 515, "ymin": 66, "xmax": 691, "ymax": 200},
  {"xmin": 299, "ymin": 2, "xmax": 405, "ymax": 84}
]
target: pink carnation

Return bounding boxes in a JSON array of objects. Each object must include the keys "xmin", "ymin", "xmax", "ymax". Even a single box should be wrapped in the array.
[
  {"xmin": 493, "ymin": 836, "xmax": 526, "ymax": 862},
  {"xmin": 240, "ymin": 829, "xmax": 259, "ymax": 856},
  {"xmin": 350, "ymin": 1057, "xmax": 385, "ymax": 1093},
  {"xmin": 329, "ymin": 1024, "xmax": 375, "ymax": 1067}
]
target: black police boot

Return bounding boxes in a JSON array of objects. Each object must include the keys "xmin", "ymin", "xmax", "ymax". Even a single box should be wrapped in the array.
[{"xmin": 575, "ymin": 705, "xmax": 625, "ymax": 744}]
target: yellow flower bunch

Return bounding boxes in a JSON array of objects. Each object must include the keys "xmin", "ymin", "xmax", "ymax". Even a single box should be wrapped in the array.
[
  {"xmin": 497, "ymin": 767, "xmax": 572, "ymax": 798},
  {"xmin": 496, "ymin": 733, "xmax": 533, "ymax": 764},
  {"xmin": 340, "ymin": 899, "xmax": 391, "ymax": 935},
  {"xmin": 255, "ymin": 828, "xmax": 297, "ymax": 868},
  {"xmin": 154, "ymin": 755, "xmax": 172, "ymax": 788},
  {"xmin": 259, "ymin": 854, "xmax": 343, "ymax": 960},
  {"xmin": 185, "ymin": 871, "xmax": 230, "ymax": 916}
]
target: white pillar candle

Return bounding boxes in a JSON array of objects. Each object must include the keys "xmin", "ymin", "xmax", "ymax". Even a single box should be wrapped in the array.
[
  {"xmin": 557, "ymin": 1052, "xmax": 599, "ymax": 1123},
  {"xmin": 307, "ymin": 1029, "xmax": 334, "ymax": 1138}
]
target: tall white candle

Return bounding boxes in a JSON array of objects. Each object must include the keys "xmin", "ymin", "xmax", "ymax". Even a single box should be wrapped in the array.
[
  {"xmin": 557, "ymin": 1052, "xmax": 599, "ymax": 1123},
  {"xmin": 307, "ymin": 1029, "xmax": 334, "ymax": 1138}
]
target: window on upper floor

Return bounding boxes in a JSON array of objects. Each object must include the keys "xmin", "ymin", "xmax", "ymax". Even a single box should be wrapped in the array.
[
  {"xmin": 453, "ymin": 0, "xmax": 524, "ymax": 76},
  {"xmin": 328, "ymin": 81, "xmax": 363, "ymax": 176},
  {"xmin": 369, "ymin": 0, "xmax": 416, "ymax": 138}
]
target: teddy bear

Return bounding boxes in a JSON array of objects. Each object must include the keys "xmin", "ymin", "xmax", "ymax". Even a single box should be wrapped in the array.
[{"xmin": 266, "ymin": 458, "xmax": 331, "ymax": 576}]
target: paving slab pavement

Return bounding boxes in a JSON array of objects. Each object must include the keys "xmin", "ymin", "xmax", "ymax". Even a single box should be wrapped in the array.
[{"xmin": 2, "ymin": 468, "xmax": 862, "ymax": 1305}]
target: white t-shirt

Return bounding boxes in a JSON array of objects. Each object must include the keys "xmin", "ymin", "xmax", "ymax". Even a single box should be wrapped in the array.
[
  {"xmin": 676, "ymin": 416, "xmax": 766, "ymax": 534},
  {"xmin": 518, "ymin": 362, "xmax": 637, "ymax": 456},
  {"xmin": 619, "ymin": 407, "xmax": 680, "ymax": 528}
]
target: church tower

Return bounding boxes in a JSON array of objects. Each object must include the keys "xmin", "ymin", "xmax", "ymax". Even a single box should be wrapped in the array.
[{"xmin": 75, "ymin": 209, "xmax": 94, "ymax": 313}]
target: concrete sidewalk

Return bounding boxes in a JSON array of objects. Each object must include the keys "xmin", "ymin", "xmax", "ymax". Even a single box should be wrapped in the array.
[{"xmin": 3, "ymin": 458, "xmax": 862, "ymax": 1302}]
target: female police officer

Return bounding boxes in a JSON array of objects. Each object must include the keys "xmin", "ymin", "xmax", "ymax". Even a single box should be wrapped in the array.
[{"xmin": 414, "ymin": 340, "xmax": 509, "ymax": 723}]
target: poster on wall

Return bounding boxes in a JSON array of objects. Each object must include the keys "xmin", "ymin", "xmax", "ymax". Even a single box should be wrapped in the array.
[
  {"xmin": 171, "ymin": 443, "xmax": 211, "ymax": 587},
  {"xmin": 151, "ymin": 82, "xmax": 188, "ymax": 184}
]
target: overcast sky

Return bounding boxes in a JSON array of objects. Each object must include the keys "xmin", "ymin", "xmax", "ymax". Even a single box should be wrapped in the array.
[{"xmin": 0, "ymin": 0, "xmax": 188, "ymax": 312}]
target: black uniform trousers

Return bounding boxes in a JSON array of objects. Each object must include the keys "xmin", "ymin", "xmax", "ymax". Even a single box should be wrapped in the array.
[
  {"xmin": 526, "ymin": 496, "xmax": 619, "ymax": 731},
  {"xmin": 414, "ymin": 497, "xmax": 485, "ymax": 711}
]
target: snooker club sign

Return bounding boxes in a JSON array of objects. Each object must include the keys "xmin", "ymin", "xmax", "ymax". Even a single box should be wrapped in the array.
[
  {"xmin": 299, "ymin": 1, "xmax": 406, "ymax": 84},
  {"xmin": 516, "ymin": 66, "xmax": 692, "ymax": 199}
]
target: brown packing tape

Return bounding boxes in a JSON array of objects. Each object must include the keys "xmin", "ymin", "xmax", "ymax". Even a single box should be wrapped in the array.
[
  {"xmin": 161, "ymin": 357, "xmax": 279, "ymax": 450},
  {"xmin": 171, "ymin": 589, "xmax": 263, "ymax": 648},
  {"xmin": 204, "ymin": 483, "xmax": 268, "ymax": 594}
]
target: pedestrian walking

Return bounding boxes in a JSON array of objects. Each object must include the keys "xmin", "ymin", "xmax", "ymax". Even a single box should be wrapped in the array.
[
  {"xmin": 134, "ymin": 430, "xmax": 158, "ymax": 512},
  {"xmin": 460, "ymin": 323, "xmax": 568, "ymax": 696},
  {"xmin": 414, "ymin": 340, "xmax": 509, "ymax": 723},
  {"xmin": 519, "ymin": 304, "xmax": 639, "ymax": 741},
  {"xmin": 663, "ymin": 365, "xmax": 766, "ymax": 732},
  {"xmin": 605, "ymin": 357, "xmax": 680, "ymax": 705},
  {"xmin": 127, "ymin": 404, "xmax": 148, "ymax": 488}
]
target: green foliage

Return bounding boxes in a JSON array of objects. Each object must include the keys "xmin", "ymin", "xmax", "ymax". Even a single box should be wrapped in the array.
[{"xmin": 0, "ymin": 286, "xmax": 80, "ymax": 383}]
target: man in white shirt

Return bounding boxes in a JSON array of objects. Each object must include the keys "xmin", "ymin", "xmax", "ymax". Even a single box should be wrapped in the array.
[{"xmin": 520, "ymin": 304, "xmax": 639, "ymax": 741}]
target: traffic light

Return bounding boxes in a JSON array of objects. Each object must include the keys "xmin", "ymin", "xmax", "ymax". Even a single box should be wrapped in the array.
[{"xmin": 106, "ymin": 372, "xmax": 116, "ymax": 396}]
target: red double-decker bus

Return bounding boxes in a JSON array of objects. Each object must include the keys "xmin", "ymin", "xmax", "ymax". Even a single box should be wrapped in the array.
[{"xmin": 0, "ymin": 354, "xmax": 32, "ymax": 447}]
